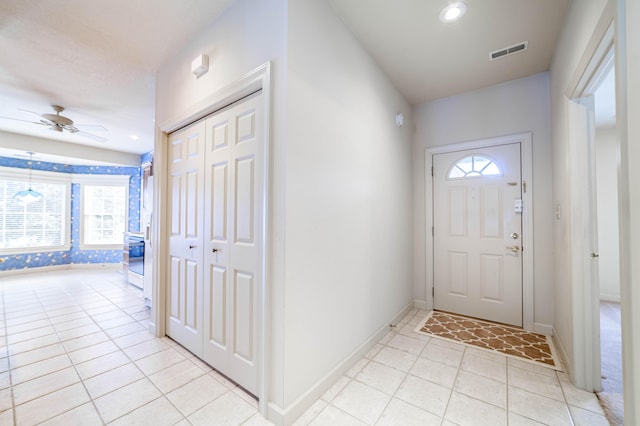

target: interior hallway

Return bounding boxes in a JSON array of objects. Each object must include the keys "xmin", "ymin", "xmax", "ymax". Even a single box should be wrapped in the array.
[{"xmin": 0, "ymin": 269, "xmax": 610, "ymax": 425}]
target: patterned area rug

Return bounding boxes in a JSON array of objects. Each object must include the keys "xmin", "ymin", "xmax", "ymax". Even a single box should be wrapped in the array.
[{"xmin": 416, "ymin": 311, "xmax": 562, "ymax": 370}]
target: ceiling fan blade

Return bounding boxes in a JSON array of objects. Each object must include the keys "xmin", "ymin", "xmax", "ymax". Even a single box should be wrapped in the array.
[
  {"xmin": 75, "ymin": 124, "xmax": 108, "ymax": 132},
  {"xmin": 17, "ymin": 108, "xmax": 45, "ymax": 118},
  {"xmin": 0, "ymin": 116, "xmax": 48, "ymax": 126},
  {"xmin": 75, "ymin": 130, "xmax": 108, "ymax": 143}
]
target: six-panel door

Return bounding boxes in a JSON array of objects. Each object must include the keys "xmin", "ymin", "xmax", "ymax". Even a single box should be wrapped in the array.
[
  {"xmin": 167, "ymin": 92, "xmax": 263, "ymax": 395},
  {"xmin": 433, "ymin": 143, "xmax": 523, "ymax": 326}
]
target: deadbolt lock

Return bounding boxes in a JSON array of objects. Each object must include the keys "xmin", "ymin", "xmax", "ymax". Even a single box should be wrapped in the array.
[{"xmin": 511, "ymin": 232, "xmax": 519, "ymax": 239}]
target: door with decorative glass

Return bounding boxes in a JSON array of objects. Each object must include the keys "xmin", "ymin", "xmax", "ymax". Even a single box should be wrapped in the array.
[{"xmin": 433, "ymin": 143, "xmax": 523, "ymax": 326}]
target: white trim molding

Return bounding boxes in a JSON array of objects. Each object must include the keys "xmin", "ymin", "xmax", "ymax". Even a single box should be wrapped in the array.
[
  {"xmin": 424, "ymin": 132, "xmax": 535, "ymax": 331},
  {"xmin": 153, "ymin": 62, "xmax": 272, "ymax": 418},
  {"xmin": 267, "ymin": 301, "xmax": 415, "ymax": 426}
]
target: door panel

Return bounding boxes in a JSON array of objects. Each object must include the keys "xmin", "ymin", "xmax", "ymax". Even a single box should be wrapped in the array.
[
  {"xmin": 166, "ymin": 122, "xmax": 206, "ymax": 355},
  {"xmin": 233, "ymin": 270, "xmax": 254, "ymax": 362},
  {"xmin": 433, "ymin": 143, "xmax": 523, "ymax": 326},
  {"xmin": 235, "ymin": 156, "xmax": 255, "ymax": 244},
  {"xmin": 211, "ymin": 163, "xmax": 228, "ymax": 241},
  {"xmin": 202, "ymin": 92, "xmax": 262, "ymax": 395},
  {"xmin": 209, "ymin": 265, "xmax": 227, "ymax": 348}
]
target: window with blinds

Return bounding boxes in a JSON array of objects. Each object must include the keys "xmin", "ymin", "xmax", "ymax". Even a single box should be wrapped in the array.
[
  {"xmin": 82, "ymin": 185, "xmax": 127, "ymax": 247},
  {"xmin": 0, "ymin": 179, "xmax": 68, "ymax": 251}
]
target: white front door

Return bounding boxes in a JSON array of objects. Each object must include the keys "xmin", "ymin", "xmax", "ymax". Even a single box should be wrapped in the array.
[
  {"xmin": 167, "ymin": 92, "xmax": 263, "ymax": 395},
  {"xmin": 433, "ymin": 143, "xmax": 523, "ymax": 326}
]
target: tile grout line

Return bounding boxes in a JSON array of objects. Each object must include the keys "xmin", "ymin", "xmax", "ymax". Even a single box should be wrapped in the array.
[
  {"xmin": 53, "ymin": 275, "xmax": 185, "ymax": 425},
  {"xmin": 556, "ymin": 370, "xmax": 578, "ymax": 426},
  {"xmin": 30, "ymin": 278, "xmax": 109, "ymax": 425},
  {"xmin": 76, "ymin": 275, "xmax": 245, "ymax": 424},
  {"xmin": 0, "ymin": 280, "xmax": 19, "ymax": 425},
  {"xmin": 7, "ymin": 272, "xmax": 152, "ymax": 424},
  {"xmin": 438, "ymin": 343, "xmax": 466, "ymax": 426},
  {"xmin": 506, "ymin": 356, "xmax": 510, "ymax": 425}
]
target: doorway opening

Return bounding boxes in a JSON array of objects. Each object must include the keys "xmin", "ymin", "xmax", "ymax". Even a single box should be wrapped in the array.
[
  {"xmin": 593, "ymin": 60, "xmax": 623, "ymax": 424},
  {"xmin": 565, "ymin": 5, "xmax": 624, "ymax": 422}
]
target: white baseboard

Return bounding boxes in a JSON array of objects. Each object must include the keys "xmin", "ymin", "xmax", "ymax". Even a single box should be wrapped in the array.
[
  {"xmin": 70, "ymin": 263, "xmax": 121, "ymax": 271},
  {"xmin": 0, "ymin": 264, "xmax": 72, "ymax": 276},
  {"xmin": 267, "ymin": 301, "xmax": 415, "ymax": 426},
  {"xmin": 0, "ymin": 262, "xmax": 121, "ymax": 277},
  {"xmin": 599, "ymin": 293, "xmax": 620, "ymax": 303},
  {"xmin": 534, "ymin": 322, "xmax": 553, "ymax": 336},
  {"xmin": 552, "ymin": 326, "xmax": 572, "ymax": 379}
]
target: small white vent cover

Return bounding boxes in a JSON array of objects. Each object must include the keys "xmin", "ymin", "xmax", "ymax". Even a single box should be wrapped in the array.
[{"xmin": 490, "ymin": 41, "xmax": 528, "ymax": 60}]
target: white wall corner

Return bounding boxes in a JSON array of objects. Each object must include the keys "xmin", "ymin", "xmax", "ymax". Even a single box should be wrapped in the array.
[
  {"xmin": 534, "ymin": 322, "xmax": 554, "ymax": 336},
  {"xmin": 552, "ymin": 327, "xmax": 573, "ymax": 381},
  {"xmin": 268, "ymin": 301, "xmax": 414, "ymax": 426},
  {"xmin": 413, "ymin": 299, "xmax": 427, "ymax": 311}
]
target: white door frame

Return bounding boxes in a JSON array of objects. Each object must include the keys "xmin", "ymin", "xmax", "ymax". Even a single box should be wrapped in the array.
[
  {"xmin": 565, "ymin": 1, "xmax": 639, "ymax": 421},
  {"xmin": 150, "ymin": 62, "xmax": 272, "ymax": 415},
  {"xmin": 425, "ymin": 132, "xmax": 535, "ymax": 331},
  {"xmin": 564, "ymin": 1, "xmax": 615, "ymax": 392}
]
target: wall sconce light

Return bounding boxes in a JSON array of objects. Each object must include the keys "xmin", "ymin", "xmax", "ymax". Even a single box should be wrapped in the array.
[{"xmin": 191, "ymin": 54, "xmax": 209, "ymax": 78}]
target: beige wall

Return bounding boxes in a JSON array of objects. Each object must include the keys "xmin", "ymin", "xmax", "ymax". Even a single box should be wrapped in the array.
[{"xmin": 412, "ymin": 72, "xmax": 554, "ymax": 331}]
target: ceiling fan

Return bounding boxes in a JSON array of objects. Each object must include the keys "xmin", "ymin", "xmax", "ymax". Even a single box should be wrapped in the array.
[{"xmin": 0, "ymin": 105, "xmax": 108, "ymax": 142}]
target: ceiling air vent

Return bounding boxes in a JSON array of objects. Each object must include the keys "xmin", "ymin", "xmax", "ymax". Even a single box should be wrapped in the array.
[{"xmin": 490, "ymin": 41, "xmax": 528, "ymax": 61}]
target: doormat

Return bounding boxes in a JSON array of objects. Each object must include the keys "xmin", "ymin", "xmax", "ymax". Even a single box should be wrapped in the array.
[{"xmin": 415, "ymin": 311, "xmax": 562, "ymax": 371}]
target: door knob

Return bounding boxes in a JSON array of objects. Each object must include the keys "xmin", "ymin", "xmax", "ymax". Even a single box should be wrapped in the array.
[
  {"xmin": 591, "ymin": 252, "xmax": 599, "ymax": 258},
  {"xmin": 188, "ymin": 245, "xmax": 196, "ymax": 249},
  {"xmin": 506, "ymin": 245, "xmax": 520, "ymax": 253},
  {"xmin": 212, "ymin": 248, "xmax": 219, "ymax": 253}
]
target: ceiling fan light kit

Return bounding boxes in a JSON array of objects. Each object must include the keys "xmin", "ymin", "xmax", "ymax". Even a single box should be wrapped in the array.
[{"xmin": 0, "ymin": 105, "xmax": 108, "ymax": 142}]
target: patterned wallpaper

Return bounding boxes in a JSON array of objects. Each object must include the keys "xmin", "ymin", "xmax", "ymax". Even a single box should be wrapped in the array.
[{"xmin": 0, "ymin": 156, "xmax": 145, "ymax": 272}]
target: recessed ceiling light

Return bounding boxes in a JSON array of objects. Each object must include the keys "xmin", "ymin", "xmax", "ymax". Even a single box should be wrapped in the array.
[
  {"xmin": 440, "ymin": 2, "xmax": 467, "ymax": 23},
  {"xmin": 130, "ymin": 134, "xmax": 139, "ymax": 140}
]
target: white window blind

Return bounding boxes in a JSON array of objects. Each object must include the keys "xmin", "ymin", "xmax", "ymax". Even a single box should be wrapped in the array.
[
  {"xmin": 82, "ymin": 185, "xmax": 127, "ymax": 246},
  {"xmin": 0, "ymin": 179, "xmax": 67, "ymax": 250}
]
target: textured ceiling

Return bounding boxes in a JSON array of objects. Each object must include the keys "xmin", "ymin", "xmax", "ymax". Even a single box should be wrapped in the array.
[
  {"xmin": 0, "ymin": 0, "xmax": 575, "ymax": 164},
  {"xmin": 0, "ymin": 0, "xmax": 235, "ymax": 159}
]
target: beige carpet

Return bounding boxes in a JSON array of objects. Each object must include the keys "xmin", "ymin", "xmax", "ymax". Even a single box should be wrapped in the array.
[
  {"xmin": 597, "ymin": 302, "xmax": 623, "ymax": 425},
  {"xmin": 416, "ymin": 311, "xmax": 562, "ymax": 370}
]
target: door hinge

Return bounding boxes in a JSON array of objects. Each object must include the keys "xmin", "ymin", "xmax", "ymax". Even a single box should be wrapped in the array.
[
  {"xmin": 431, "ymin": 166, "xmax": 434, "ymax": 177},
  {"xmin": 523, "ymin": 180, "xmax": 527, "ymax": 193},
  {"xmin": 432, "ymin": 226, "xmax": 434, "ymax": 236},
  {"xmin": 432, "ymin": 287, "xmax": 434, "ymax": 297}
]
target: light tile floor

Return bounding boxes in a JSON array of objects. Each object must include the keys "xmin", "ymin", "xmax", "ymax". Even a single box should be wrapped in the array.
[{"xmin": 0, "ymin": 269, "xmax": 610, "ymax": 425}]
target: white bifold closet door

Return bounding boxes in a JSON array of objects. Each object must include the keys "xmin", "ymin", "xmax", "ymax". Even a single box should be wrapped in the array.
[{"xmin": 167, "ymin": 92, "xmax": 263, "ymax": 395}]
